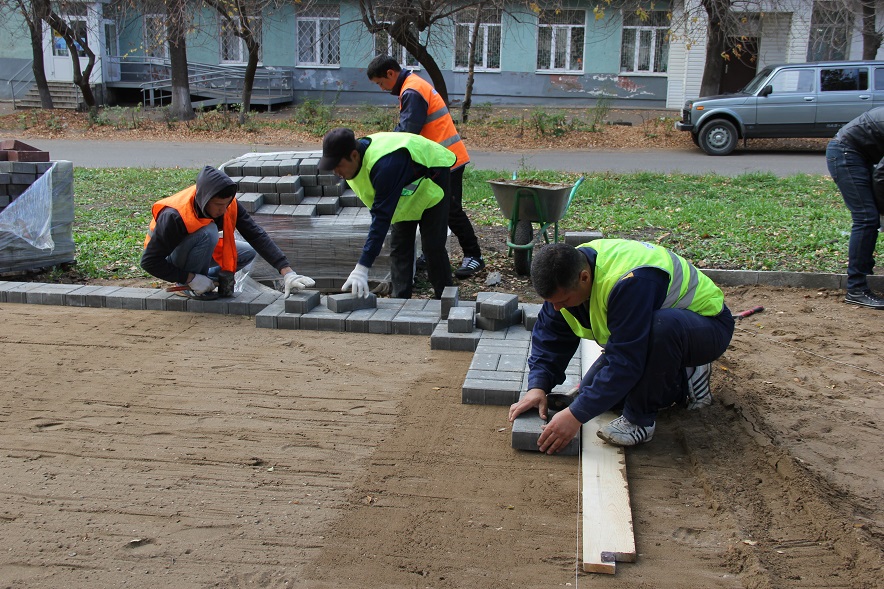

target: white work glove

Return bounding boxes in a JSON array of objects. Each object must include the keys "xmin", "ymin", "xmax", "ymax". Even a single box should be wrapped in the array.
[
  {"xmin": 188, "ymin": 273, "xmax": 215, "ymax": 295},
  {"xmin": 284, "ymin": 272, "xmax": 316, "ymax": 297},
  {"xmin": 342, "ymin": 263, "xmax": 370, "ymax": 298}
]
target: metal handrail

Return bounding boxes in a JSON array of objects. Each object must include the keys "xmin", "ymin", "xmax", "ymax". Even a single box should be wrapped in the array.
[{"xmin": 7, "ymin": 59, "xmax": 34, "ymax": 109}]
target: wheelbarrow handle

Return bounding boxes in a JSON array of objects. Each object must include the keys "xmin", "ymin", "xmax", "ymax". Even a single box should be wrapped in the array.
[{"xmin": 564, "ymin": 176, "xmax": 585, "ymax": 212}]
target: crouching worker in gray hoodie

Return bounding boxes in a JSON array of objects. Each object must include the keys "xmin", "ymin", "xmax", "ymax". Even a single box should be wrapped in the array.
[{"xmin": 141, "ymin": 165, "xmax": 314, "ymax": 299}]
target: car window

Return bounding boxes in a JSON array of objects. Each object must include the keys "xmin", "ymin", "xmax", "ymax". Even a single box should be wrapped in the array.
[
  {"xmin": 820, "ymin": 67, "xmax": 869, "ymax": 91},
  {"xmin": 768, "ymin": 68, "xmax": 815, "ymax": 93},
  {"xmin": 875, "ymin": 67, "xmax": 884, "ymax": 90}
]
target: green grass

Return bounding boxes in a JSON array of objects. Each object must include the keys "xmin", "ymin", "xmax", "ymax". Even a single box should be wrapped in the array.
[{"xmin": 69, "ymin": 167, "xmax": 862, "ymax": 280}]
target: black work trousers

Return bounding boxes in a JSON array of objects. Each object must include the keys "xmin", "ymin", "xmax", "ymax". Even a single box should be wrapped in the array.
[
  {"xmin": 389, "ymin": 169, "xmax": 453, "ymax": 299},
  {"xmin": 448, "ymin": 165, "xmax": 481, "ymax": 259}
]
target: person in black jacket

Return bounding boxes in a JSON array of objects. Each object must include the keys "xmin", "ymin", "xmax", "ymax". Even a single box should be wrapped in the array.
[
  {"xmin": 141, "ymin": 166, "xmax": 314, "ymax": 299},
  {"xmin": 827, "ymin": 107, "xmax": 884, "ymax": 309}
]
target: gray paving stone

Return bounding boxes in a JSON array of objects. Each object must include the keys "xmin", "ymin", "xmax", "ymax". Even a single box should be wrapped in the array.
[
  {"xmin": 316, "ymin": 196, "xmax": 341, "ymax": 215},
  {"xmin": 4, "ymin": 281, "xmax": 45, "ymax": 303},
  {"xmin": 430, "ymin": 322, "xmax": 482, "ymax": 351},
  {"xmin": 564, "ymin": 231, "xmax": 604, "ymax": 247},
  {"xmin": 276, "ymin": 176, "xmax": 302, "ymax": 193},
  {"xmin": 0, "ymin": 281, "xmax": 27, "ymax": 302},
  {"xmin": 480, "ymin": 292, "xmax": 518, "ymax": 320},
  {"xmin": 262, "ymin": 193, "xmax": 280, "ymax": 205},
  {"xmin": 368, "ymin": 308, "xmax": 398, "ymax": 334},
  {"xmin": 83, "ymin": 285, "xmax": 121, "ymax": 308},
  {"xmin": 226, "ymin": 292, "xmax": 261, "ymax": 316},
  {"xmin": 300, "ymin": 306, "xmax": 348, "ymax": 331},
  {"xmin": 257, "ymin": 177, "xmax": 280, "ymax": 193},
  {"xmin": 441, "ymin": 286, "xmax": 459, "ymax": 319},
  {"xmin": 447, "ymin": 306, "xmax": 474, "ymax": 333},
  {"xmin": 285, "ymin": 290, "xmax": 321, "ymax": 314},
  {"xmin": 461, "ymin": 378, "xmax": 520, "ymax": 405},
  {"xmin": 256, "ymin": 300, "xmax": 285, "ymax": 329},
  {"xmin": 278, "ymin": 189, "xmax": 304, "ymax": 205},
  {"xmin": 248, "ymin": 292, "xmax": 282, "ymax": 316},
  {"xmin": 469, "ymin": 353, "xmax": 500, "ymax": 370},
  {"xmin": 390, "ymin": 313, "xmax": 437, "ymax": 335},
  {"xmin": 186, "ymin": 298, "xmax": 229, "ymax": 314},
  {"xmin": 145, "ymin": 289, "xmax": 181, "ymax": 311},
  {"xmin": 467, "ymin": 369, "xmax": 523, "ymax": 382},
  {"xmin": 327, "ymin": 292, "xmax": 377, "ymax": 313},
  {"xmin": 504, "ymin": 324, "xmax": 532, "ymax": 340},
  {"xmin": 299, "ymin": 158, "xmax": 319, "ymax": 175},
  {"xmin": 511, "ymin": 407, "xmax": 579, "ymax": 456},
  {"xmin": 345, "ymin": 307, "xmax": 377, "ymax": 333},
  {"xmin": 277, "ymin": 312, "xmax": 300, "ymax": 330},
  {"xmin": 104, "ymin": 287, "xmax": 150, "ymax": 310},
  {"xmin": 236, "ymin": 192, "xmax": 264, "ymax": 213},
  {"xmin": 475, "ymin": 341, "xmax": 530, "ymax": 356},
  {"xmin": 522, "ymin": 303, "xmax": 542, "ymax": 331},
  {"xmin": 475, "ymin": 291, "xmax": 494, "ymax": 314},
  {"xmin": 498, "ymin": 353, "xmax": 529, "ymax": 371},
  {"xmin": 476, "ymin": 308, "xmax": 521, "ymax": 331}
]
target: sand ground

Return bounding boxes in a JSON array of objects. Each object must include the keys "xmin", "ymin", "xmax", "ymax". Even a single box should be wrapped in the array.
[{"xmin": 0, "ymin": 284, "xmax": 882, "ymax": 589}]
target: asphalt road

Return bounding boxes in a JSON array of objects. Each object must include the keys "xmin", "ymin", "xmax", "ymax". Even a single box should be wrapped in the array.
[{"xmin": 23, "ymin": 138, "xmax": 829, "ymax": 177}]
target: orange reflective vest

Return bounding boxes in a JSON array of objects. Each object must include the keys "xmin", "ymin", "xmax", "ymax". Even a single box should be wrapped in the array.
[
  {"xmin": 400, "ymin": 73, "xmax": 469, "ymax": 169},
  {"xmin": 143, "ymin": 185, "xmax": 238, "ymax": 272}
]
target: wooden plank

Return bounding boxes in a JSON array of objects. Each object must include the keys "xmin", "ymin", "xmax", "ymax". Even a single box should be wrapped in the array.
[{"xmin": 580, "ymin": 340, "xmax": 637, "ymax": 574}]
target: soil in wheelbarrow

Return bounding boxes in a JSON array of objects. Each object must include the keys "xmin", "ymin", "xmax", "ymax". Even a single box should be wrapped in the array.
[{"xmin": 489, "ymin": 178, "xmax": 573, "ymax": 189}]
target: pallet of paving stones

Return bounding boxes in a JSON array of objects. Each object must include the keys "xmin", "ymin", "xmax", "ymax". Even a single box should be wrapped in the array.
[
  {"xmin": 220, "ymin": 151, "xmax": 392, "ymax": 288},
  {"xmin": 0, "ymin": 161, "xmax": 75, "ymax": 274}
]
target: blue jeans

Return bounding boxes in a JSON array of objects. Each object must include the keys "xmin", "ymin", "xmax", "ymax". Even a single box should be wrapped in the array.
[
  {"xmin": 826, "ymin": 139, "xmax": 880, "ymax": 291},
  {"xmin": 167, "ymin": 223, "xmax": 257, "ymax": 281},
  {"xmin": 580, "ymin": 305, "xmax": 734, "ymax": 426}
]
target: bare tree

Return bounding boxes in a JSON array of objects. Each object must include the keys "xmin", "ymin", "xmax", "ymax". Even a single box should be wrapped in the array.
[
  {"xmin": 203, "ymin": 0, "xmax": 267, "ymax": 123},
  {"xmin": 461, "ymin": 3, "xmax": 485, "ymax": 123},
  {"xmin": 165, "ymin": 0, "xmax": 194, "ymax": 121},
  {"xmin": 35, "ymin": 0, "xmax": 97, "ymax": 109},
  {"xmin": 3, "ymin": 0, "xmax": 54, "ymax": 107}
]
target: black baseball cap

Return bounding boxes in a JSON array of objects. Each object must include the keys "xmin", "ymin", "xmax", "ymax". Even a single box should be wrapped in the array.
[{"xmin": 319, "ymin": 127, "xmax": 358, "ymax": 171}]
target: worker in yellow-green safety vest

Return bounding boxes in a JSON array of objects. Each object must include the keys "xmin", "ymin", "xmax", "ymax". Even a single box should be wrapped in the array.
[
  {"xmin": 508, "ymin": 240, "xmax": 735, "ymax": 452},
  {"xmin": 319, "ymin": 127, "xmax": 456, "ymax": 299}
]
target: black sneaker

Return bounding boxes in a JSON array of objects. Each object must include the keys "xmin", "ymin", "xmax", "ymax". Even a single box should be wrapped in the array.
[
  {"xmin": 455, "ymin": 256, "xmax": 485, "ymax": 278},
  {"xmin": 845, "ymin": 289, "xmax": 884, "ymax": 309},
  {"xmin": 415, "ymin": 254, "xmax": 427, "ymax": 271}
]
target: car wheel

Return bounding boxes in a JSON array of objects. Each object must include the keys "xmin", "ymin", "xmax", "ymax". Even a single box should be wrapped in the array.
[{"xmin": 698, "ymin": 119, "xmax": 738, "ymax": 156}]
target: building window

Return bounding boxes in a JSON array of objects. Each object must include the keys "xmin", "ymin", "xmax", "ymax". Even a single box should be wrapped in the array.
[
  {"xmin": 297, "ymin": 5, "xmax": 339, "ymax": 66},
  {"xmin": 143, "ymin": 14, "xmax": 168, "ymax": 60},
  {"xmin": 536, "ymin": 9, "xmax": 584, "ymax": 72},
  {"xmin": 221, "ymin": 17, "xmax": 262, "ymax": 64},
  {"xmin": 374, "ymin": 24, "xmax": 419, "ymax": 68},
  {"xmin": 807, "ymin": 0, "xmax": 852, "ymax": 61},
  {"xmin": 53, "ymin": 4, "xmax": 88, "ymax": 58},
  {"xmin": 455, "ymin": 8, "xmax": 502, "ymax": 71},
  {"xmin": 620, "ymin": 11, "xmax": 669, "ymax": 73}
]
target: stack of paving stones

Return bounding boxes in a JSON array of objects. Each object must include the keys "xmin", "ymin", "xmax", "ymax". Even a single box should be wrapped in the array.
[
  {"xmin": 220, "ymin": 151, "xmax": 392, "ymax": 291},
  {"xmin": 0, "ymin": 145, "xmax": 75, "ymax": 273}
]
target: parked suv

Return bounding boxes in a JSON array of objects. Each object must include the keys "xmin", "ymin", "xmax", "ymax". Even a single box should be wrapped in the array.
[{"xmin": 676, "ymin": 60, "xmax": 884, "ymax": 155}]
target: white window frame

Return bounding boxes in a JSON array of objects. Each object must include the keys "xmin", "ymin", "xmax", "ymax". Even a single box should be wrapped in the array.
[
  {"xmin": 297, "ymin": 5, "xmax": 340, "ymax": 67},
  {"xmin": 143, "ymin": 14, "xmax": 169, "ymax": 61},
  {"xmin": 536, "ymin": 9, "xmax": 585, "ymax": 73},
  {"xmin": 220, "ymin": 16, "xmax": 263, "ymax": 65},
  {"xmin": 454, "ymin": 9, "xmax": 502, "ymax": 71},
  {"xmin": 620, "ymin": 11, "xmax": 670, "ymax": 74},
  {"xmin": 373, "ymin": 24, "xmax": 420, "ymax": 69}
]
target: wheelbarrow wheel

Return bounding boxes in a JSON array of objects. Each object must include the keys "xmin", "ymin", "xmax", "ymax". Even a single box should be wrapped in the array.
[{"xmin": 513, "ymin": 220, "xmax": 533, "ymax": 276}]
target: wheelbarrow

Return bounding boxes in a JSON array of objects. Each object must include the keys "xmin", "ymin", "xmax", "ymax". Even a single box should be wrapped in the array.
[{"xmin": 488, "ymin": 176, "xmax": 584, "ymax": 275}]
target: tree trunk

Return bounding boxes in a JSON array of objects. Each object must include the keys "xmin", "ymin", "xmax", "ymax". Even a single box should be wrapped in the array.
[
  {"xmin": 166, "ymin": 0, "xmax": 194, "ymax": 121},
  {"xmin": 240, "ymin": 39, "xmax": 259, "ymax": 125},
  {"xmin": 699, "ymin": 0, "xmax": 729, "ymax": 97},
  {"xmin": 862, "ymin": 2, "xmax": 883, "ymax": 60},
  {"xmin": 461, "ymin": 7, "xmax": 483, "ymax": 124},
  {"xmin": 391, "ymin": 20, "xmax": 450, "ymax": 104},
  {"xmin": 24, "ymin": 2, "xmax": 53, "ymax": 108},
  {"xmin": 43, "ymin": 10, "xmax": 96, "ymax": 108}
]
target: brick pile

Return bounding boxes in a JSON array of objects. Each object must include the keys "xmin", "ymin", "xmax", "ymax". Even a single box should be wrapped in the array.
[{"xmin": 0, "ymin": 140, "xmax": 75, "ymax": 274}]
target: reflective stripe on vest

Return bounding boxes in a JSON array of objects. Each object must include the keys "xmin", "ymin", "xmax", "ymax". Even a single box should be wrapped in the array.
[
  {"xmin": 400, "ymin": 74, "xmax": 469, "ymax": 169},
  {"xmin": 143, "ymin": 185, "xmax": 239, "ymax": 272},
  {"xmin": 559, "ymin": 239, "xmax": 725, "ymax": 346},
  {"xmin": 346, "ymin": 133, "xmax": 456, "ymax": 223}
]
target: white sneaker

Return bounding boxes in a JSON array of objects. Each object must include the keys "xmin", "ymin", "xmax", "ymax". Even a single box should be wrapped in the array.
[
  {"xmin": 596, "ymin": 415, "xmax": 655, "ymax": 446},
  {"xmin": 685, "ymin": 363, "xmax": 712, "ymax": 410}
]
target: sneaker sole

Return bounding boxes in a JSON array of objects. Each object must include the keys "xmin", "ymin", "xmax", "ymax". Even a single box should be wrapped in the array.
[{"xmin": 844, "ymin": 297, "xmax": 884, "ymax": 309}]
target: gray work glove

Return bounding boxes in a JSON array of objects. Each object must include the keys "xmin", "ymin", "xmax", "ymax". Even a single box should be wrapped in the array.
[
  {"xmin": 188, "ymin": 273, "xmax": 215, "ymax": 295},
  {"xmin": 284, "ymin": 272, "xmax": 316, "ymax": 297},
  {"xmin": 342, "ymin": 263, "xmax": 370, "ymax": 298}
]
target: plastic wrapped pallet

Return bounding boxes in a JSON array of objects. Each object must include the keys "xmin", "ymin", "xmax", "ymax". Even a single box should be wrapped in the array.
[
  {"xmin": 0, "ymin": 161, "xmax": 75, "ymax": 274},
  {"xmin": 221, "ymin": 151, "xmax": 392, "ymax": 293}
]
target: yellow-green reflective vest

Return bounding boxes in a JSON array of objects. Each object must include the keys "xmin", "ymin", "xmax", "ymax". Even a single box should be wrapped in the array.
[
  {"xmin": 346, "ymin": 132, "xmax": 457, "ymax": 223},
  {"xmin": 560, "ymin": 239, "xmax": 725, "ymax": 346}
]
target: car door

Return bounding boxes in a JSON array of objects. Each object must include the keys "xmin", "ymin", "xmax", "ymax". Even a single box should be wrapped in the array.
[
  {"xmin": 874, "ymin": 66, "xmax": 884, "ymax": 106},
  {"xmin": 816, "ymin": 66, "xmax": 872, "ymax": 134},
  {"xmin": 752, "ymin": 67, "xmax": 817, "ymax": 137}
]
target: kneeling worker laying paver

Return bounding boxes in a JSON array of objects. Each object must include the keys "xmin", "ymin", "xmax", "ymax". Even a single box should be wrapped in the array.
[
  {"xmin": 508, "ymin": 240, "xmax": 734, "ymax": 453},
  {"xmin": 141, "ymin": 165, "xmax": 314, "ymax": 299},
  {"xmin": 318, "ymin": 127, "xmax": 455, "ymax": 299}
]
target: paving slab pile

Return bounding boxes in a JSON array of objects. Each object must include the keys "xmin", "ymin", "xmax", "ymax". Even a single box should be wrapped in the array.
[
  {"xmin": 221, "ymin": 151, "xmax": 392, "ymax": 292},
  {"xmin": 0, "ymin": 145, "xmax": 75, "ymax": 274}
]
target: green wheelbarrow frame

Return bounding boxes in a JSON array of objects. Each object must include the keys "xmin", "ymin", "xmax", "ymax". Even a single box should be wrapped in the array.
[{"xmin": 489, "ymin": 176, "xmax": 585, "ymax": 275}]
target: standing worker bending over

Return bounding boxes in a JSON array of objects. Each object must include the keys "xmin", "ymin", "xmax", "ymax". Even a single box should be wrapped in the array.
[
  {"xmin": 826, "ymin": 106, "xmax": 884, "ymax": 309},
  {"xmin": 508, "ymin": 240, "xmax": 734, "ymax": 453},
  {"xmin": 367, "ymin": 55, "xmax": 485, "ymax": 278},
  {"xmin": 319, "ymin": 127, "xmax": 455, "ymax": 299},
  {"xmin": 141, "ymin": 165, "xmax": 314, "ymax": 299}
]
